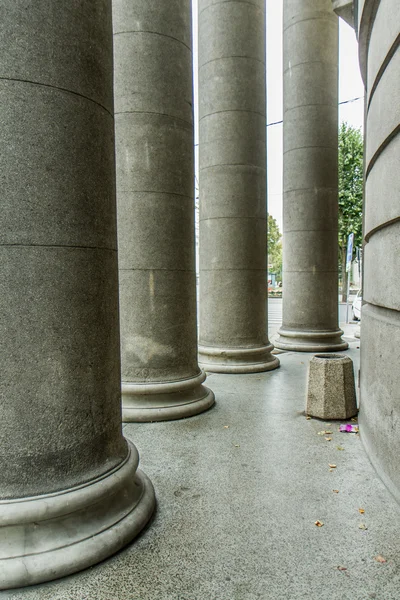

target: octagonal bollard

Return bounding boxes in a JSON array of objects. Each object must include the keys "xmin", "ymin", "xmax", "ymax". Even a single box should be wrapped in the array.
[{"xmin": 306, "ymin": 354, "xmax": 358, "ymax": 420}]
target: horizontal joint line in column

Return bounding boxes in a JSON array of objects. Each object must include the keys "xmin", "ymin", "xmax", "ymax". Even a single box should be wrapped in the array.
[
  {"xmin": 284, "ymin": 229, "xmax": 337, "ymax": 233},
  {"xmin": 363, "ymin": 301, "xmax": 400, "ymax": 317},
  {"xmin": 364, "ymin": 216, "xmax": 400, "ymax": 243},
  {"xmin": 0, "ymin": 76, "xmax": 112, "ymax": 118},
  {"xmin": 283, "ymin": 59, "xmax": 337, "ymax": 75},
  {"xmin": 200, "ymin": 216, "xmax": 265, "ymax": 221},
  {"xmin": 199, "ymin": 55, "xmax": 265, "ymax": 70},
  {"xmin": 367, "ymin": 32, "xmax": 400, "ymax": 111},
  {"xmin": 0, "ymin": 243, "xmax": 116, "ymax": 251},
  {"xmin": 119, "ymin": 268, "xmax": 193, "ymax": 272},
  {"xmin": 113, "ymin": 30, "xmax": 191, "ymax": 52},
  {"xmin": 118, "ymin": 190, "xmax": 192, "ymax": 199},
  {"xmin": 199, "ymin": 0, "xmax": 262, "ymax": 18},
  {"xmin": 284, "ymin": 103, "xmax": 338, "ymax": 112},
  {"xmin": 284, "ymin": 269, "xmax": 337, "ymax": 273},
  {"xmin": 200, "ymin": 163, "xmax": 265, "ymax": 171},
  {"xmin": 284, "ymin": 186, "xmax": 335, "ymax": 194},
  {"xmin": 283, "ymin": 145, "xmax": 337, "ymax": 154},
  {"xmin": 366, "ymin": 123, "xmax": 400, "ymax": 179},
  {"xmin": 115, "ymin": 110, "xmax": 192, "ymax": 127},
  {"xmin": 199, "ymin": 109, "xmax": 265, "ymax": 122},
  {"xmin": 283, "ymin": 15, "xmax": 337, "ymax": 34},
  {"xmin": 200, "ymin": 268, "xmax": 266, "ymax": 271}
]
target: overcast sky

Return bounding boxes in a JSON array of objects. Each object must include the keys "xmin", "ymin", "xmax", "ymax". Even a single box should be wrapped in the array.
[{"xmin": 192, "ymin": 0, "xmax": 365, "ymax": 231}]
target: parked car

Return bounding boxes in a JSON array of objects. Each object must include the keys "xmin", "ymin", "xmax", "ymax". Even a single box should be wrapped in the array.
[{"xmin": 352, "ymin": 290, "xmax": 362, "ymax": 321}]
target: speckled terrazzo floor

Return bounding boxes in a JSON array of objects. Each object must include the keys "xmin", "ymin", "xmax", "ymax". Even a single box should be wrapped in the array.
[{"xmin": 4, "ymin": 334, "xmax": 400, "ymax": 600}]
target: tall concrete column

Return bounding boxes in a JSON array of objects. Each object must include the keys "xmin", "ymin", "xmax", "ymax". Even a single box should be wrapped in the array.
[
  {"xmin": 198, "ymin": 0, "xmax": 280, "ymax": 373},
  {"xmin": 275, "ymin": 0, "xmax": 348, "ymax": 352},
  {"xmin": 0, "ymin": 1, "xmax": 154, "ymax": 589},
  {"xmin": 355, "ymin": 0, "xmax": 400, "ymax": 501},
  {"xmin": 113, "ymin": 0, "xmax": 214, "ymax": 421}
]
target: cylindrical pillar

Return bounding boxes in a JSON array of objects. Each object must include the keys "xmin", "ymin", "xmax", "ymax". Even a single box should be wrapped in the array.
[
  {"xmin": 198, "ymin": 0, "xmax": 280, "ymax": 373},
  {"xmin": 275, "ymin": 0, "xmax": 348, "ymax": 352},
  {"xmin": 356, "ymin": 0, "xmax": 400, "ymax": 500},
  {"xmin": 113, "ymin": 0, "xmax": 214, "ymax": 421},
  {"xmin": 0, "ymin": 1, "xmax": 154, "ymax": 589}
]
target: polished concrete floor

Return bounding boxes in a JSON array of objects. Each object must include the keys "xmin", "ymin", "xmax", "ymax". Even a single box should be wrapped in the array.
[{"xmin": 4, "ymin": 325, "xmax": 400, "ymax": 599}]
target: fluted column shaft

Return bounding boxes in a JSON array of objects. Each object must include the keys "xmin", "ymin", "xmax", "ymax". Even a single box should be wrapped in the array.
[
  {"xmin": 275, "ymin": 0, "xmax": 348, "ymax": 352},
  {"xmin": 0, "ymin": 1, "xmax": 154, "ymax": 588},
  {"xmin": 113, "ymin": 0, "xmax": 214, "ymax": 421},
  {"xmin": 198, "ymin": 0, "xmax": 279, "ymax": 373}
]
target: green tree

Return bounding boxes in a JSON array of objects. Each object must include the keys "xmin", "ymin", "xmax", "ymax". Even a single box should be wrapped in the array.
[
  {"xmin": 338, "ymin": 122, "xmax": 363, "ymax": 301},
  {"xmin": 267, "ymin": 214, "xmax": 282, "ymax": 282}
]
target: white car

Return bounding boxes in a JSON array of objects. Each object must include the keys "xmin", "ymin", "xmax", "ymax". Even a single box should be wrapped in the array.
[{"xmin": 352, "ymin": 290, "xmax": 362, "ymax": 321}]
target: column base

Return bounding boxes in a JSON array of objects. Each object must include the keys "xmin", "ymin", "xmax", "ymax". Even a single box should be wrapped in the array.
[
  {"xmin": 0, "ymin": 441, "xmax": 155, "ymax": 590},
  {"xmin": 122, "ymin": 370, "xmax": 215, "ymax": 422},
  {"xmin": 198, "ymin": 344, "xmax": 280, "ymax": 374},
  {"xmin": 274, "ymin": 327, "xmax": 349, "ymax": 352}
]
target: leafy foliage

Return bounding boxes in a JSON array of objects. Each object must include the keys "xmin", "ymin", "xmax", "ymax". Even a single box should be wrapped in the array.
[
  {"xmin": 267, "ymin": 214, "xmax": 282, "ymax": 280},
  {"xmin": 338, "ymin": 123, "xmax": 363, "ymax": 262},
  {"xmin": 338, "ymin": 123, "xmax": 363, "ymax": 297}
]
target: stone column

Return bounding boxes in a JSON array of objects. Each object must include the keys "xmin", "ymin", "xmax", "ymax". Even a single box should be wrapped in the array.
[
  {"xmin": 355, "ymin": 0, "xmax": 400, "ymax": 501},
  {"xmin": 275, "ymin": 0, "xmax": 348, "ymax": 352},
  {"xmin": 198, "ymin": 0, "xmax": 280, "ymax": 373},
  {"xmin": 0, "ymin": 1, "xmax": 154, "ymax": 589},
  {"xmin": 113, "ymin": 0, "xmax": 214, "ymax": 421}
]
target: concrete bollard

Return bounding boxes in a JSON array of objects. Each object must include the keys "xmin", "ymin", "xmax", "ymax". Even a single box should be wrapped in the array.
[{"xmin": 306, "ymin": 354, "xmax": 358, "ymax": 419}]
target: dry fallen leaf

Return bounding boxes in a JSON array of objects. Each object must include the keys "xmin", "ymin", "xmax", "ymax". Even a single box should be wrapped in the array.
[
  {"xmin": 318, "ymin": 430, "xmax": 332, "ymax": 435},
  {"xmin": 374, "ymin": 555, "xmax": 386, "ymax": 563},
  {"xmin": 329, "ymin": 464, "xmax": 337, "ymax": 468},
  {"xmin": 306, "ymin": 416, "xmax": 311, "ymax": 420},
  {"xmin": 351, "ymin": 418, "xmax": 358, "ymax": 422},
  {"xmin": 333, "ymin": 489, "xmax": 339, "ymax": 493},
  {"xmin": 223, "ymin": 425, "xmax": 229, "ymax": 429},
  {"xmin": 336, "ymin": 566, "xmax": 347, "ymax": 571},
  {"xmin": 325, "ymin": 437, "xmax": 332, "ymax": 441},
  {"xmin": 234, "ymin": 444, "xmax": 240, "ymax": 448},
  {"xmin": 337, "ymin": 446, "xmax": 345, "ymax": 451},
  {"xmin": 359, "ymin": 508, "xmax": 365, "ymax": 514},
  {"xmin": 359, "ymin": 523, "xmax": 368, "ymax": 530},
  {"xmin": 315, "ymin": 520, "xmax": 324, "ymax": 527}
]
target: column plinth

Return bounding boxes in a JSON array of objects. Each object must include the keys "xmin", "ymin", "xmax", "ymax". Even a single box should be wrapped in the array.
[
  {"xmin": 0, "ymin": 443, "xmax": 154, "ymax": 589},
  {"xmin": 275, "ymin": 328, "xmax": 348, "ymax": 353},
  {"xmin": 198, "ymin": 344, "xmax": 279, "ymax": 374},
  {"xmin": 122, "ymin": 371, "xmax": 214, "ymax": 421}
]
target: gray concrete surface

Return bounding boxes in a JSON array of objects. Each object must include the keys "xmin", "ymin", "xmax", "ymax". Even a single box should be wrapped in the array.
[
  {"xmin": 113, "ymin": 0, "xmax": 214, "ymax": 421},
  {"xmin": 5, "ymin": 339, "xmax": 400, "ymax": 599},
  {"xmin": 276, "ymin": 0, "xmax": 347, "ymax": 353},
  {"xmin": 356, "ymin": 0, "xmax": 400, "ymax": 505},
  {"xmin": 0, "ymin": 1, "xmax": 154, "ymax": 587},
  {"xmin": 197, "ymin": 0, "xmax": 279, "ymax": 373}
]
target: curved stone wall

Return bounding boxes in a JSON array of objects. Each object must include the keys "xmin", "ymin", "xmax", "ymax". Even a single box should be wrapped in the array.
[{"xmin": 357, "ymin": 0, "xmax": 400, "ymax": 501}]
